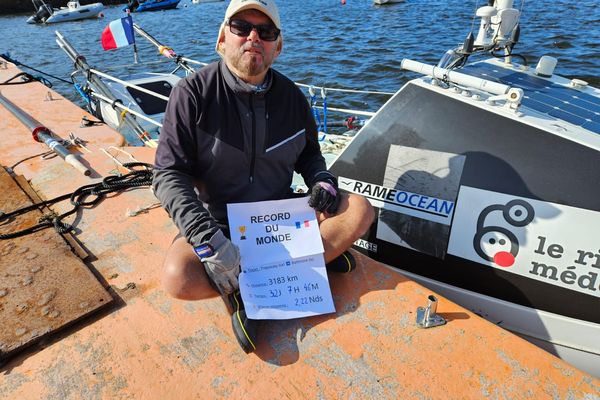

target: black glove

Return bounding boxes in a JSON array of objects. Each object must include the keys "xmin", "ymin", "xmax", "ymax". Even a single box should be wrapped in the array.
[{"xmin": 308, "ymin": 177, "xmax": 340, "ymax": 214}]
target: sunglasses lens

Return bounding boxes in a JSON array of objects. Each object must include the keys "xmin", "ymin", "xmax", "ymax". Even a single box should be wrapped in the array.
[
  {"xmin": 228, "ymin": 20, "xmax": 280, "ymax": 41},
  {"xmin": 258, "ymin": 26, "xmax": 279, "ymax": 41},
  {"xmin": 229, "ymin": 20, "xmax": 252, "ymax": 36}
]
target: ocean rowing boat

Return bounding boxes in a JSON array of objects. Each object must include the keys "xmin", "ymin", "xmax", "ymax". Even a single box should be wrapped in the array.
[{"xmin": 330, "ymin": 0, "xmax": 600, "ymax": 377}]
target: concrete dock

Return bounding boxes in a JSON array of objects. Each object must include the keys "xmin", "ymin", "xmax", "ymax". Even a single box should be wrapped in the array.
[{"xmin": 0, "ymin": 58, "xmax": 598, "ymax": 399}]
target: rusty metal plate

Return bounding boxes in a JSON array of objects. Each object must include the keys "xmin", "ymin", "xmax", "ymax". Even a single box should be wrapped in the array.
[{"xmin": 0, "ymin": 166, "xmax": 111, "ymax": 360}]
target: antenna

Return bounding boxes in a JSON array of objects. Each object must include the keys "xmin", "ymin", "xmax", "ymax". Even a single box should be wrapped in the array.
[
  {"xmin": 474, "ymin": 6, "xmax": 497, "ymax": 47},
  {"xmin": 473, "ymin": 0, "xmax": 520, "ymax": 50},
  {"xmin": 496, "ymin": 8, "xmax": 520, "ymax": 41}
]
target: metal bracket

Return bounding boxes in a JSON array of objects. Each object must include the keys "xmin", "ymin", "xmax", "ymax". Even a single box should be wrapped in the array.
[
  {"xmin": 486, "ymin": 87, "xmax": 524, "ymax": 111},
  {"xmin": 416, "ymin": 295, "xmax": 447, "ymax": 329}
]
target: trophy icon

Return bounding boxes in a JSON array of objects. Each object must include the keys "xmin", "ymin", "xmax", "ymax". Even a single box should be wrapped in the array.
[{"xmin": 238, "ymin": 225, "xmax": 247, "ymax": 240}]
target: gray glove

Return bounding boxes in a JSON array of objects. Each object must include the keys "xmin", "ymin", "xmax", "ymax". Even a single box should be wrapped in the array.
[{"xmin": 194, "ymin": 230, "xmax": 241, "ymax": 295}]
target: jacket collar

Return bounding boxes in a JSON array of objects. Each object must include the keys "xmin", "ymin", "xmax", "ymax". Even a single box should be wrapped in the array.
[{"xmin": 220, "ymin": 60, "xmax": 273, "ymax": 96}]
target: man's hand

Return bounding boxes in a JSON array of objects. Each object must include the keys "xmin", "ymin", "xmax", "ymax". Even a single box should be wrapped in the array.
[
  {"xmin": 194, "ymin": 230, "xmax": 241, "ymax": 295},
  {"xmin": 308, "ymin": 178, "xmax": 340, "ymax": 214}
]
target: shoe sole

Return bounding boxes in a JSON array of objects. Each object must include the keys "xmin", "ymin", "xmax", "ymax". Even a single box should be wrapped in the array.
[
  {"xmin": 326, "ymin": 251, "xmax": 356, "ymax": 273},
  {"xmin": 232, "ymin": 309, "xmax": 257, "ymax": 353},
  {"xmin": 339, "ymin": 252, "xmax": 355, "ymax": 273}
]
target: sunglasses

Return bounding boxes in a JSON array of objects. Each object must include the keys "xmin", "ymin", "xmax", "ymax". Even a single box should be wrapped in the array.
[{"xmin": 227, "ymin": 19, "xmax": 281, "ymax": 42}]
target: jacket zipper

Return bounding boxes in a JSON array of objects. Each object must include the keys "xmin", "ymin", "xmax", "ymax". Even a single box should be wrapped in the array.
[{"xmin": 249, "ymin": 94, "xmax": 256, "ymax": 183}]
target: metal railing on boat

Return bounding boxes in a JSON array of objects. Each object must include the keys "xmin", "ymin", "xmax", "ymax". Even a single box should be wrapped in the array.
[{"xmin": 56, "ymin": 25, "xmax": 396, "ymax": 146}]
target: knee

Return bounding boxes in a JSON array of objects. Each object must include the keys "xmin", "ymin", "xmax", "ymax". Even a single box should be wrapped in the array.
[
  {"xmin": 161, "ymin": 261, "xmax": 188, "ymax": 299},
  {"xmin": 161, "ymin": 258, "xmax": 214, "ymax": 301},
  {"xmin": 347, "ymin": 194, "xmax": 375, "ymax": 236}
]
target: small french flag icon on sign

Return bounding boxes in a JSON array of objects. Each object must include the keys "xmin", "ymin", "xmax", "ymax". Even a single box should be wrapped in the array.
[{"xmin": 295, "ymin": 222, "xmax": 301, "ymax": 229}]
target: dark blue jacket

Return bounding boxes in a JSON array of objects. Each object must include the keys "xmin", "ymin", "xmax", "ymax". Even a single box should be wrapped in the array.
[{"xmin": 153, "ymin": 60, "xmax": 331, "ymax": 246}]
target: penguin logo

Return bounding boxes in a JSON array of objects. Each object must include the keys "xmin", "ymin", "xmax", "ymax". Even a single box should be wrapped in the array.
[{"xmin": 473, "ymin": 199, "xmax": 535, "ymax": 267}]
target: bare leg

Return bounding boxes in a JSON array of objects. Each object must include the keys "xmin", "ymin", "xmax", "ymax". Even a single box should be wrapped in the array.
[
  {"xmin": 161, "ymin": 236, "xmax": 257, "ymax": 353},
  {"xmin": 318, "ymin": 193, "xmax": 374, "ymax": 263},
  {"xmin": 162, "ymin": 193, "xmax": 374, "ymax": 297},
  {"xmin": 161, "ymin": 236, "xmax": 219, "ymax": 300}
]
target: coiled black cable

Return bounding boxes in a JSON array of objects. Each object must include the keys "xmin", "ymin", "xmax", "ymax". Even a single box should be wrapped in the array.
[{"xmin": 0, "ymin": 162, "xmax": 154, "ymax": 240}]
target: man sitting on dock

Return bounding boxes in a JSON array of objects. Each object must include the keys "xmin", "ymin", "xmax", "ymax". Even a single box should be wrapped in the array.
[{"xmin": 152, "ymin": 0, "xmax": 374, "ymax": 353}]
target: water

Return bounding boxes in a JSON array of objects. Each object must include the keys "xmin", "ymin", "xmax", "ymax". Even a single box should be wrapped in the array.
[{"xmin": 1, "ymin": 0, "xmax": 599, "ymax": 115}]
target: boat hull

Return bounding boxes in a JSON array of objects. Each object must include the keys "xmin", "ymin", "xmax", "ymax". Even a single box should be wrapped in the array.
[
  {"xmin": 44, "ymin": 3, "xmax": 104, "ymax": 24},
  {"xmin": 330, "ymin": 66, "xmax": 600, "ymax": 377},
  {"xmin": 92, "ymin": 73, "xmax": 179, "ymax": 144},
  {"xmin": 129, "ymin": 0, "xmax": 180, "ymax": 12},
  {"xmin": 373, "ymin": 0, "xmax": 404, "ymax": 4}
]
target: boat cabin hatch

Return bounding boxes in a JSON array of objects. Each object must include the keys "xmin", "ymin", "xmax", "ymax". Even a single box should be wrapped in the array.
[{"xmin": 125, "ymin": 80, "xmax": 173, "ymax": 116}]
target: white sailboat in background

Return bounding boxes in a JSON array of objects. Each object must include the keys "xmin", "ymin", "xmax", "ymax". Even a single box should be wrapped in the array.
[
  {"xmin": 26, "ymin": 0, "xmax": 104, "ymax": 24},
  {"xmin": 373, "ymin": 0, "xmax": 404, "ymax": 5}
]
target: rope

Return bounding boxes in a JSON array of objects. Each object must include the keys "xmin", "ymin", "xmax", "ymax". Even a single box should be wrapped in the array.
[
  {"xmin": 9, "ymin": 150, "xmax": 54, "ymax": 170},
  {"xmin": 0, "ymin": 72, "xmax": 52, "ymax": 88},
  {"xmin": 101, "ymin": 146, "xmax": 140, "ymax": 168},
  {"xmin": 308, "ymin": 86, "xmax": 322, "ymax": 133},
  {"xmin": 73, "ymin": 83, "xmax": 91, "ymax": 103},
  {"xmin": 0, "ymin": 53, "xmax": 72, "ymax": 85},
  {"xmin": 0, "ymin": 162, "xmax": 154, "ymax": 240},
  {"xmin": 89, "ymin": 65, "xmax": 388, "ymax": 102}
]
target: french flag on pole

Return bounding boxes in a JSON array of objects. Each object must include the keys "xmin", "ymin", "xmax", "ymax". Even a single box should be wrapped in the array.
[{"xmin": 101, "ymin": 15, "xmax": 135, "ymax": 50}]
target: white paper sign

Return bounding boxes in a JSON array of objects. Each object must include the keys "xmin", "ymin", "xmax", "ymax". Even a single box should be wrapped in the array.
[
  {"xmin": 448, "ymin": 186, "xmax": 600, "ymax": 298},
  {"xmin": 227, "ymin": 198, "xmax": 335, "ymax": 319},
  {"xmin": 238, "ymin": 255, "xmax": 335, "ymax": 319},
  {"xmin": 227, "ymin": 197, "xmax": 324, "ymax": 266}
]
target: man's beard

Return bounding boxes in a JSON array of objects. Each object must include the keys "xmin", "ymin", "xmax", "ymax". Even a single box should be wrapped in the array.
[{"xmin": 230, "ymin": 44, "xmax": 270, "ymax": 77}]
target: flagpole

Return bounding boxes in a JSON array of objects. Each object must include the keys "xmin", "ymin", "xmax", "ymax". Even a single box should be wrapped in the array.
[
  {"xmin": 125, "ymin": 9, "xmax": 138, "ymax": 64},
  {"xmin": 133, "ymin": 43, "xmax": 139, "ymax": 64}
]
